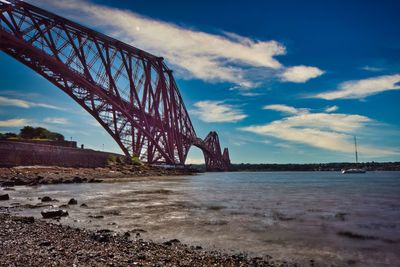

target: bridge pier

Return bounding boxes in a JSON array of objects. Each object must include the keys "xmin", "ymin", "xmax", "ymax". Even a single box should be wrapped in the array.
[{"xmin": 193, "ymin": 132, "xmax": 231, "ymax": 171}]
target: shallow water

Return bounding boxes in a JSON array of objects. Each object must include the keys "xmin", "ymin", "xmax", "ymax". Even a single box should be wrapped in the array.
[{"xmin": 4, "ymin": 171, "xmax": 400, "ymax": 266}]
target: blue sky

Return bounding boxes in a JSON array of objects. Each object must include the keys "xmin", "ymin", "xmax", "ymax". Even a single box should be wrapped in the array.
[{"xmin": 0, "ymin": 0, "xmax": 399, "ymax": 163}]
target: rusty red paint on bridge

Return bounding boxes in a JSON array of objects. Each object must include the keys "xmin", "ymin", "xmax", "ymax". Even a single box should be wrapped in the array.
[{"xmin": 0, "ymin": 0, "xmax": 230, "ymax": 171}]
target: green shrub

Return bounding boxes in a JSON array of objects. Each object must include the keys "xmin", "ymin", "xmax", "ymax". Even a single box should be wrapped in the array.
[
  {"xmin": 106, "ymin": 155, "xmax": 117, "ymax": 165},
  {"xmin": 131, "ymin": 155, "xmax": 142, "ymax": 165}
]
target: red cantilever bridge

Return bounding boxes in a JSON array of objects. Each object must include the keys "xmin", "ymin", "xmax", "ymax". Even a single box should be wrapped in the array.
[{"xmin": 0, "ymin": 1, "xmax": 230, "ymax": 171}]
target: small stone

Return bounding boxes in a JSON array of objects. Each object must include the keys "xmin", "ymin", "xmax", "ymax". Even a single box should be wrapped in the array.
[
  {"xmin": 1, "ymin": 181, "xmax": 15, "ymax": 187},
  {"xmin": 88, "ymin": 215, "xmax": 104, "ymax": 219},
  {"xmin": 0, "ymin": 194, "xmax": 9, "ymax": 201},
  {"xmin": 12, "ymin": 216, "xmax": 34, "ymax": 223},
  {"xmin": 68, "ymin": 198, "xmax": 78, "ymax": 205},
  {"xmin": 39, "ymin": 241, "xmax": 51, "ymax": 246},
  {"xmin": 41, "ymin": 209, "xmax": 69, "ymax": 219},
  {"xmin": 41, "ymin": 196, "xmax": 53, "ymax": 202},
  {"xmin": 14, "ymin": 178, "xmax": 27, "ymax": 186},
  {"xmin": 132, "ymin": 228, "xmax": 147, "ymax": 233},
  {"xmin": 91, "ymin": 233, "xmax": 110, "ymax": 243},
  {"xmin": 162, "ymin": 239, "xmax": 179, "ymax": 246},
  {"xmin": 97, "ymin": 229, "xmax": 112, "ymax": 234},
  {"xmin": 80, "ymin": 203, "xmax": 88, "ymax": 208},
  {"xmin": 2, "ymin": 187, "xmax": 15, "ymax": 191},
  {"xmin": 72, "ymin": 176, "xmax": 83, "ymax": 183}
]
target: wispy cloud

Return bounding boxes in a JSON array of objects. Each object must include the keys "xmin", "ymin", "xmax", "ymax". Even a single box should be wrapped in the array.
[
  {"xmin": 325, "ymin": 105, "xmax": 339, "ymax": 112},
  {"xmin": 0, "ymin": 96, "xmax": 62, "ymax": 110},
  {"xmin": 240, "ymin": 92, "xmax": 263, "ymax": 97},
  {"xmin": 241, "ymin": 105, "xmax": 399, "ymax": 157},
  {"xmin": 0, "ymin": 90, "xmax": 40, "ymax": 98},
  {"xmin": 32, "ymin": 0, "xmax": 323, "ymax": 88},
  {"xmin": 0, "ymin": 118, "xmax": 29, "ymax": 127},
  {"xmin": 274, "ymin": 143, "xmax": 292, "ymax": 149},
  {"xmin": 33, "ymin": 0, "xmax": 286, "ymax": 88},
  {"xmin": 314, "ymin": 74, "xmax": 400, "ymax": 100},
  {"xmin": 191, "ymin": 101, "xmax": 247, "ymax": 123},
  {"xmin": 362, "ymin": 65, "xmax": 384, "ymax": 72},
  {"xmin": 280, "ymin": 65, "xmax": 324, "ymax": 83},
  {"xmin": 43, "ymin": 117, "xmax": 69, "ymax": 125},
  {"xmin": 228, "ymin": 134, "xmax": 264, "ymax": 146},
  {"xmin": 263, "ymin": 104, "xmax": 309, "ymax": 115}
]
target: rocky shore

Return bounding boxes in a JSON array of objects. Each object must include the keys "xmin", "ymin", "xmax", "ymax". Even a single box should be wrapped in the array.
[
  {"xmin": 0, "ymin": 164, "xmax": 198, "ymax": 186},
  {"xmin": 0, "ymin": 214, "xmax": 296, "ymax": 267}
]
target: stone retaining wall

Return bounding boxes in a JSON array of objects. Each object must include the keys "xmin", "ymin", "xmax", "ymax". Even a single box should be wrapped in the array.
[
  {"xmin": 4, "ymin": 139, "xmax": 77, "ymax": 148},
  {"xmin": 0, "ymin": 141, "xmax": 124, "ymax": 168}
]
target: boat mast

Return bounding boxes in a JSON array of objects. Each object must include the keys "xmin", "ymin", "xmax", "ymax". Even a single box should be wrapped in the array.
[{"xmin": 354, "ymin": 136, "xmax": 358, "ymax": 164}]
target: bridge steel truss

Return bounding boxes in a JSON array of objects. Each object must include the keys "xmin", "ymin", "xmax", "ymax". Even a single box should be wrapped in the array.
[{"xmin": 0, "ymin": 0, "xmax": 230, "ymax": 171}]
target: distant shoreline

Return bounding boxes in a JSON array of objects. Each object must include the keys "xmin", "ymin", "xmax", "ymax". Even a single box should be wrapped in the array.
[
  {"xmin": 227, "ymin": 162, "xmax": 400, "ymax": 172},
  {"xmin": 189, "ymin": 162, "xmax": 400, "ymax": 172}
]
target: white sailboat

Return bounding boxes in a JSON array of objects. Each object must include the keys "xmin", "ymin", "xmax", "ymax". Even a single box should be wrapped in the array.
[{"xmin": 342, "ymin": 136, "xmax": 366, "ymax": 174}]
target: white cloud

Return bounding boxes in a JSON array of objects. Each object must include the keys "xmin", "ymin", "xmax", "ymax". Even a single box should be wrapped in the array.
[
  {"xmin": 325, "ymin": 105, "xmax": 338, "ymax": 112},
  {"xmin": 240, "ymin": 92, "xmax": 263, "ymax": 97},
  {"xmin": 314, "ymin": 74, "xmax": 400, "ymax": 100},
  {"xmin": 362, "ymin": 66, "xmax": 383, "ymax": 72},
  {"xmin": 240, "ymin": 105, "xmax": 398, "ymax": 157},
  {"xmin": 0, "ymin": 96, "xmax": 61, "ymax": 110},
  {"xmin": 43, "ymin": 117, "xmax": 69, "ymax": 125},
  {"xmin": 0, "ymin": 118, "xmax": 29, "ymax": 127},
  {"xmin": 275, "ymin": 143, "xmax": 291, "ymax": 149},
  {"xmin": 263, "ymin": 104, "xmax": 309, "ymax": 115},
  {"xmin": 33, "ymin": 0, "xmax": 286, "ymax": 88},
  {"xmin": 185, "ymin": 157, "xmax": 205, "ymax": 164},
  {"xmin": 281, "ymin": 65, "xmax": 324, "ymax": 83},
  {"xmin": 191, "ymin": 101, "xmax": 247, "ymax": 123}
]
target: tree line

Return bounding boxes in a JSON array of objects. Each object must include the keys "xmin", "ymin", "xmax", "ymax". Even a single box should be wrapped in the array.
[
  {"xmin": 0, "ymin": 126, "xmax": 64, "ymax": 141},
  {"xmin": 229, "ymin": 162, "xmax": 400, "ymax": 171}
]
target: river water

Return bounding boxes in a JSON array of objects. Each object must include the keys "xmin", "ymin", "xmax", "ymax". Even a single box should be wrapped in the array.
[{"xmin": 4, "ymin": 171, "xmax": 400, "ymax": 266}]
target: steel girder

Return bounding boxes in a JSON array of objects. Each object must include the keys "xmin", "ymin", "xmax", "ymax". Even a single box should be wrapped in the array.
[{"xmin": 0, "ymin": 0, "xmax": 230, "ymax": 171}]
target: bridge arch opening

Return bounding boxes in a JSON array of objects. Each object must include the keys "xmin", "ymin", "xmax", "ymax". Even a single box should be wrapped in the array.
[{"xmin": 185, "ymin": 146, "xmax": 206, "ymax": 166}]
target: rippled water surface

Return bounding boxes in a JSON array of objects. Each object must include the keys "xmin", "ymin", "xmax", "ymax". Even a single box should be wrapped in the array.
[{"xmin": 5, "ymin": 171, "xmax": 400, "ymax": 266}]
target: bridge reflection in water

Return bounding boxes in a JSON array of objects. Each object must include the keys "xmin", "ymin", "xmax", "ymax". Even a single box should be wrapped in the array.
[{"xmin": 0, "ymin": 0, "xmax": 230, "ymax": 171}]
